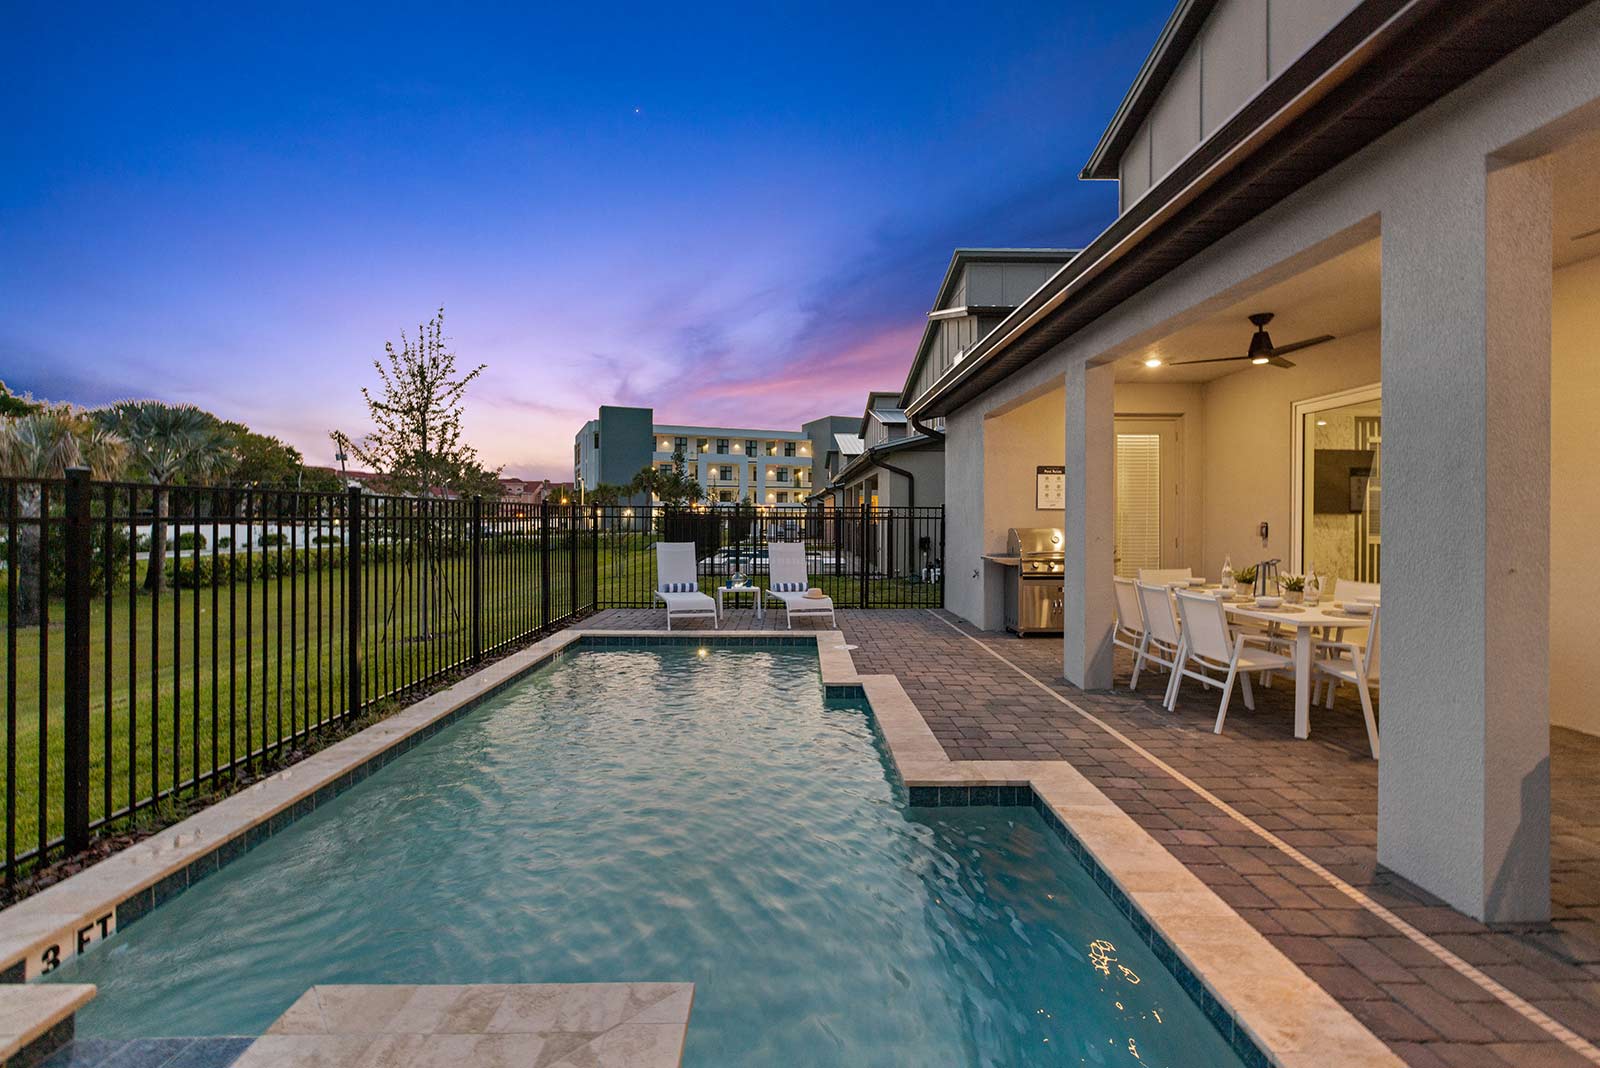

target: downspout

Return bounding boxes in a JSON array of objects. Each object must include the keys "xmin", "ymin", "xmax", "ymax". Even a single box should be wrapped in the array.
[
  {"xmin": 909, "ymin": 410, "xmax": 944, "ymax": 442},
  {"xmin": 873, "ymin": 451, "xmax": 916, "ymax": 509}
]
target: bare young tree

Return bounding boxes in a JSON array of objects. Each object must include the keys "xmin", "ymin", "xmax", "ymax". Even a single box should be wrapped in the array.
[
  {"xmin": 332, "ymin": 308, "xmax": 495, "ymax": 640},
  {"xmin": 331, "ymin": 308, "xmax": 490, "ymax": 497}
]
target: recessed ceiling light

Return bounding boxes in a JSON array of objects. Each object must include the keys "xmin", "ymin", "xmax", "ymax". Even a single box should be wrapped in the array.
[
  {"xmin": 1143, "ymin": 356, "xmax": 1162, "ymax": 368},
  {"xmin": 1316, "ymin": 420, "xmax": 1328, "ymax": 426}
]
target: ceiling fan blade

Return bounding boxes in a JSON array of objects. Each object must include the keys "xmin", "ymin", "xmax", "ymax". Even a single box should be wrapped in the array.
[
  {"xmin": 1266, "ymin": 355, "xmax": 1296, "ymax": 369},
  {"xmin": 1267, "ymin": 334, "xmax": 1334, "ymax": 358},
  {"xmin": 1168, "ymin": 354, "xmax": 1253, "ymax": 367}
]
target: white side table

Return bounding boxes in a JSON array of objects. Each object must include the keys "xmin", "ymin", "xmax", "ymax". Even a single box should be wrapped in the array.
[{"xmin": 716, "ymin": 584, "xmax": 762, "ymax": 623}]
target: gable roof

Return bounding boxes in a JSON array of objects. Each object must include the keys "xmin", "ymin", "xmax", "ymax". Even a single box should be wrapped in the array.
[
  {"xmin": 834, "ymin": 433, "xmax": 864, "ymax": 457},
  {"xmin": 1081, "ymin": 0, "xmax": 1221, "ymax": 181},
  {"xmin": 898, "ymin": 248, "xmax": 1078, "ymax": 408}
]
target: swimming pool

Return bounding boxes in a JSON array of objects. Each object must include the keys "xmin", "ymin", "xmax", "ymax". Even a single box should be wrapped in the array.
[{"xmin": 47, "ymin": 642, "xmax": 1244, "ymax": 1066}]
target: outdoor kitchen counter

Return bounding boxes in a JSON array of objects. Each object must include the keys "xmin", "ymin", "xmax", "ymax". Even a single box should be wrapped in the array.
[{"xmin": 981, "ymin": 554, "xmax": 1021, "ymax": 566}]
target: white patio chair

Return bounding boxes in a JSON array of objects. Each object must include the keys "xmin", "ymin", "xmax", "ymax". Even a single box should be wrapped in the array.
[
  {"xmin": 1313, "ymin": 603, "xmax": 1381, "ymax": 759},
  {"xmin": 1131, "ymin": 580, "xmax": 1183, "ymax": 698},
  {"xmin": 653, "ymin": 542, "xmax": 717, "ymax": 630},
  {"xmin": 1170, "ymin": 588, "xmax": 1293, "ymax": 734},
  {"xmin": 763, "ymin": 542, "xmax": 835, "ymax": 628},
  {"xmin": 1311, "ymin": 577, "xmax": 1378, "ymax": 703},
  {"xmin": 1329, "ymin": 578, "xmax": 1380, "ymax": 604},
  {"xmin": 1112, "ymin": 578, "xmax": 1145, "ymax": 682},
  {"xmin": 1137, "ymin": 567, "xmax": 1193, "ymax": 586}
]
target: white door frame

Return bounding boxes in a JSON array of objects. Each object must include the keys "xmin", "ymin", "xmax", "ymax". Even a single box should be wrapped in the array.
[
  {"xmin": 1289, "ymin": 383, "xmax": 1382, "ymax": 574},
  {"xmin": 1114, "ymin": 415, "xmax": 1185, "ymax": 574}
]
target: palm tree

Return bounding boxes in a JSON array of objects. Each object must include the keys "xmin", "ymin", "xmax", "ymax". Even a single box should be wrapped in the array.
[
  {"xmin": 95, "ymin": 402, "xmax": 230, "ymax": 593},
  {"xmin": 0, "ymin": 407, "xmax": 126, "ymax": 625}
]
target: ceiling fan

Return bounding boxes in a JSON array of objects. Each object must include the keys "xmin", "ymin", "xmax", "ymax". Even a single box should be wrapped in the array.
[{"xmin": 1169, "ymin": 312, "xmax": 1334, "ymax": 369}]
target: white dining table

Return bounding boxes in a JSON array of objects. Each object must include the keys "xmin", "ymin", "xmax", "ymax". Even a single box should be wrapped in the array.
[{"xmin": 1222, "ymin": 600, "xmax": 1373, "ymax": 739}]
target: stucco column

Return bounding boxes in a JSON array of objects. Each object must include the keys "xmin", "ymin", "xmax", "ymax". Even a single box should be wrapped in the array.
[
  {"xmin": 1063, "ymin": 360, "xmax": 1116, "ymax": 688},
  {"xmin": 1379, "ymin": 154, "xmax": 1552, "ymax": 923}
]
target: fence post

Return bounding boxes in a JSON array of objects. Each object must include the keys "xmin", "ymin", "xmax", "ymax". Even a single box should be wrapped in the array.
[
  {"xmin": 939, "ymin": 510, "xmax": 946, "ymax": 608},
  {"xmin": 540, "ymin": 503, "xmax": 551, "ymax": 628},
  {"xmin": 63, "ymin": 467, "xmax": 92, "ymax": 854},
  {"xmin": 567, "ymin": 505, "xmax": 578, "ymax": 620},
  {"xmin": 590, "ymin": 504, "xmax": 599, "ymax": 611},
  {"xmin": 858, "ymin": 503, "xmax": 869, "ymax": 610},
  {"xmin": 470, "ymin": 495, "xmax": 483, "ymax": 662},
  {"xmin": 346, "ymin": 487, "xmax": 362, "ymax": 719}
]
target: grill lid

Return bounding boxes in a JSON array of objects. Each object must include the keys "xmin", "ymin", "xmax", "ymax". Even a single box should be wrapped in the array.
[{"xmin": 1006, "ymin": 527, "xmax": 1065, "ymax": 557}]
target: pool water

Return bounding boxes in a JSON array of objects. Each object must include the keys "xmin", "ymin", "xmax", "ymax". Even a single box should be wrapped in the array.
[{"xmin": 50, "ymin": 645, "xmax": 1243, "ymax": 1067}]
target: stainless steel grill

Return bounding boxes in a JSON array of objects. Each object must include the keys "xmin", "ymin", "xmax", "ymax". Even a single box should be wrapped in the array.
[{"xmin": 1004, "ymin": 527, "xmax": 1065, "ymax": 635}]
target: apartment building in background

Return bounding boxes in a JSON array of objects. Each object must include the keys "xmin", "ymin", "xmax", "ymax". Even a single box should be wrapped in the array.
[{"xmin": 574, "ymin": 406, "xmax": 854, "ymax": 506}]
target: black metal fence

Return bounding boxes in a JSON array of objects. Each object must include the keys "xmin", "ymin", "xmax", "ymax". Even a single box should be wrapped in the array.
[
  {"xmin": 590, "ymin": 503, "xmax": 945, "ymax": 610},
  {"xmin": 1, "ymin": 479, "xmax": 939, "ymax": 883}
]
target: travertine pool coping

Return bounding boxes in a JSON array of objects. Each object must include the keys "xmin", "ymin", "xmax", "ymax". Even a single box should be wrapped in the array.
[
  {"xmin": 0, "ymin": 626, "xmax": 1400, "ymax": 1068},
  {"xmin": 234, "ymin": 983, "xmax": 692, "ymax": 1068},
  {"xmin": 0, "ymin": 982, "xmax": 93, "ymax": 1065}
]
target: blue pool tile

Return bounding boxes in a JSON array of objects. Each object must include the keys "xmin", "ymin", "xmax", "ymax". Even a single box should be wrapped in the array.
[
  {"xmin": 40, "ymin": 1037, "xmax": 126, "ymax": 1067},
  {"xmin": 215, "ymin": 834, "xmax": 246, "ymax": 868},
  {"xmin": 907, "ymin": 786, "xmax": 938, "ymax": 807},
  {"xmin": 937, "ymin": 786, "xmax": 969, "ymax": 807},
  {"xmin": 967, "ymin": 785, "xmax": 999, "ymax": 807},
  {"xmin": 98, "ymin": 1038, "xmax": 195, "ymax": 1067},
  {"xmin": 163, "ymin": 1038, "xmax": 253, "ymax": 1068},
  {"xmin": 185, "ymin": 849, "xmax": 219, "ymax": 887},
  {"xmin": 2, "ymin": 957, "xmax": 25, "ymax": 982},
  {"xmin": 150, "ymin": 869, "xmax": 188, "ymax": 909},
  {"xmin": 1229, "ymin": 1026, "xmax": 1271, "ymax": 1068},
  {"xmin": 115, "ymin": 887, "xmax": 154, "ymax": 930}
]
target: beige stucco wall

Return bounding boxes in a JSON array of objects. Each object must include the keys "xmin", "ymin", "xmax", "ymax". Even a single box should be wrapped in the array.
[
  {"xmin": 1551, "ymin": 254, "xmax": 1600, "ymax": 736},
  {"xmin": 982, "ymin": 385, "xmax": 1066, "ymax": 553},
  {"xmin": 1197, "ymin": 328, "xmax": 1380, "ymax": 579}
]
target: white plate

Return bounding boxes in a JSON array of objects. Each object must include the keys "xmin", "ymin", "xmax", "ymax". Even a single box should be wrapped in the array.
[
  {"xmin": 1254, "ymin": 596, "xmax": 1284, "ymax": 609},
  {"xmin": 1339, "ymin": 602, "xmax": 1374, "ymax": 615}
]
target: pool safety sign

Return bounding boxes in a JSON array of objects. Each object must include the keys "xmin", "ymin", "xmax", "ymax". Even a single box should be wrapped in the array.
[{"xmin": 1036, "ymin": 466, "xmax": 1065, "ymax": 510}]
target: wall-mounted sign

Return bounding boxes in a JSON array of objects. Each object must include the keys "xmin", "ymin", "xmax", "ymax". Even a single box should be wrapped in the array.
[{"xmin": 1036, "ymin": 465, "xmax": 1065, "ymax": 510}]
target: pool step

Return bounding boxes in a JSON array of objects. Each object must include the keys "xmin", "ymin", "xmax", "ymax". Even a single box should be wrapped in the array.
[{"xmin": 36, "ymin": 1036, "xmax": 251, "ymax": 1067}]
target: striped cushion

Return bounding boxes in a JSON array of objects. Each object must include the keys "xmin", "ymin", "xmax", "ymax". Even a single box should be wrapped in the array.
[
  {"xmin": 659, "ymin": 581, "xmax": 698, "ymax": 593},
  {"xmin": 772, "ymin": 581, "xmax": 807, "ymax": 593}
]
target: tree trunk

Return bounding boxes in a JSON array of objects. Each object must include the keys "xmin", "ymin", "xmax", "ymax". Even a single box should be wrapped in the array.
[
  {"xmin": 144, "ymin": 486, "xmax": 169, "ymax": 594},
  {"xmin": 13, "ymin": 485, "xmax": 42, "ymax": 628}
]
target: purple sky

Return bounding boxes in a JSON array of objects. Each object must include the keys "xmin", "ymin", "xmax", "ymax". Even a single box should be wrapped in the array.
[{"xmin": 2, "ymin": 3, "xmax": 1172, "ymax": 480}]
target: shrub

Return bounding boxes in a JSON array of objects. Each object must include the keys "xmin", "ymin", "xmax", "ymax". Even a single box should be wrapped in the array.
[
  {"xmin": 216, "ymin": 536, "xmax": 232, "ymax": 549},
  {"xmin": 166, "ymin": 547, "xmax": 346, "ymax": 588},
  {"xmin": 175, "ymin": 531, "xmax": 206, "ymax": 551},
  {"xmin": 312, "ymin": 533, "xmax": 342, "ymax": 546},
  {"xmin": 258, "ymin": 532, "xmax": 289, "ymax": 548}
]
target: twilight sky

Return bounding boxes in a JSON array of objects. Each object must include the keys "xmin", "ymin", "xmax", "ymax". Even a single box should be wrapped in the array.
[{"xmin": 3, "ymin": 2, "xmax": 1172, "ymax": 480}]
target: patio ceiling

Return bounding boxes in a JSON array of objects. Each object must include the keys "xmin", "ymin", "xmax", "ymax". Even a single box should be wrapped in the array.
[{"xmin": 1112, "ymin": 239, "xmax": 1380, "ymax": 384}]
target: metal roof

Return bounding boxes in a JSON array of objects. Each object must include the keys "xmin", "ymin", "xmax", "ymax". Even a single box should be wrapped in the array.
[
  {"xmin": 871, "ymin": 409, "xmax": 909, "ymax": 425},
  {"xmin": 834, "ymin": 433, "xmax": 864, "ymax": 456},
  {"xmin": 911, "ymin": 0, "xmax": 1587, "ymax": 419}
]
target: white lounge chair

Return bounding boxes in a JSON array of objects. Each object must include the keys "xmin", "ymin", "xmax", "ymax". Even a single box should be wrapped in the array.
[
  {"xmin": 763, "ymin": 542, "xmax": 835, "ymax": 629},
  {"xmin": 653, "ymin": 542, "xmax": 717, "ymax": 630}
]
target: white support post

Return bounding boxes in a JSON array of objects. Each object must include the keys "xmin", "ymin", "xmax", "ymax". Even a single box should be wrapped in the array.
[
  {"xmin": 1064, "ymin": 360, "xmax": 1117, "ymax": 689},
  {"xmin": 1379, "ymin": 153, "xmax": 1552, "ymax": 923}
]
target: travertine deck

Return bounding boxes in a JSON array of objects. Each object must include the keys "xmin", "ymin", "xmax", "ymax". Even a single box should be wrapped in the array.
[
  {"xmin": 234, "ymin": 984, "xmax": 692, "ymax": 1068},
  {"xmin": 580, "ymin": 607, "xmax": 1600, "ymax": 1068}
]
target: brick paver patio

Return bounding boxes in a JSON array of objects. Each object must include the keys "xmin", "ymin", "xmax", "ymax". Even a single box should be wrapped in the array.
[{"xmin": 579, "ymin": 607, "xmax": 1600, "ymax": 1068}]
